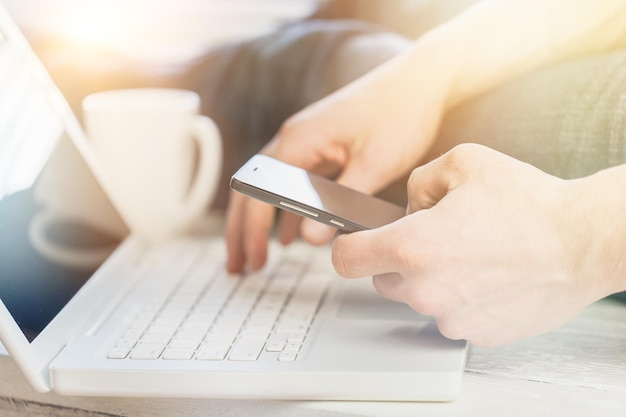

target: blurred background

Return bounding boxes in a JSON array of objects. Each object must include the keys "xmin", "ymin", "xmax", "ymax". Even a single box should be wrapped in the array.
[
  {"xmin": 3, "ymin": 0, "xmax": 320, "ymax": 112},
  {"xmin": 3, "ymin": 0, "xmax": 475, "ymax": 113},
  {"xmin": 5, "ymin": 0, "xmax": 319, "ymax": 65}
]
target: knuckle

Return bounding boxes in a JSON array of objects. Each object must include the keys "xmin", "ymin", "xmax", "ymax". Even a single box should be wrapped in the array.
[
  {"xmin": 407, "ymin": 166, "xmax": 421, "ymax": 190},
  {"xmin": 442, "ymin": 143, "xmax": 480, "ymax": 170},
  {"xmin": 429, "ymin": 143, "xmax": 486, "ymax": 188},
  {"xmin": 276, "ymin": 113, "xmax": 307, "ymax": 141},
  {"xmin": 372, "ymin": 274, "xmax": 391, "ymax": 297},
  {"xmin": 270, "ymin": 119, "xmax": 302, "ymax": 157},
  {"xmin": 435, "ymin": 316, "xmax": 466, "ymax": 341},
  {"xmin": 277, "ymin": 114, "xmax": 299, "ymax": 134},
  {"xmin": 393, "ymin": 235, "xmax": 427, "ymax": 276},
  {"xmin": 390, "ymin": 233, "xmax": 413, "ymax": 268},
  {"xmin": 372, "ymin": 273, "xmax": 404, "ymax": 302},
  {"xmin": 405, "ymin": 287, "xmax": 440, "ymax": 316},
  {"xmin": 448, "ymin": 142, "xmax": 481, "ymax": 159}
]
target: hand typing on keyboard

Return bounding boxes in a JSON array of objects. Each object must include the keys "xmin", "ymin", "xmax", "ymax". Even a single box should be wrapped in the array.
[{"xmin": 108, "ymin": 243, "xmax": 330, "ymax": 363}]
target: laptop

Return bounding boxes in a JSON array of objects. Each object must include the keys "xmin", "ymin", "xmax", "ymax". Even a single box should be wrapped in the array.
[{"xmin": 0, "ymin": 4, "xmax": 467, "ymax": 401}]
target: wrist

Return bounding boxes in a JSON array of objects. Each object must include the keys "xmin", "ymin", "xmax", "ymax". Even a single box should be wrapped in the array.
[{"xmin": 565, "ymin": 165, "xmax": 626, "ymax": 298}]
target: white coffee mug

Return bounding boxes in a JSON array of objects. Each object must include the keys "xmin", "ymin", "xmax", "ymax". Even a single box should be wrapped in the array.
[{"xmin": 82, "ymin": 88, "xmax": 222, "ymax": 245}]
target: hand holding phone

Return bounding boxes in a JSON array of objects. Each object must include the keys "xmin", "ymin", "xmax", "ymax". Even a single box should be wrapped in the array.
[{"xmin": 230, "ymin": 154, "xmax": 405, "ymax": 232}]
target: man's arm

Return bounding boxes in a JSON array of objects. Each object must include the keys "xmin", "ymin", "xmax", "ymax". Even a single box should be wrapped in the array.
[
  {"xmin": 225, "ymin": 0, "xmax": 626, "ymax": 272},
  {"xmin": 406, "ymin": 0, "xmax": 626, "ymax": 110}
]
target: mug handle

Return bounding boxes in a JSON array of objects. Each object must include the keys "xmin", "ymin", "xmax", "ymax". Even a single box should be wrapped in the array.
[{"xmin": 181, "ymin": 115, "xmax": 223, "ymax": 220}]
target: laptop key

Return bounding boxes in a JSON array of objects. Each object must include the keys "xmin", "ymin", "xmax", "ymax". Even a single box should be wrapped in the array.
[
  {"xmin": 162, "ymin": 348, "xmax": 195, "ymax": 360},
  {"xmin": 167, "ymin": 339, "xmax": 201, "ymax": 350},
  {"xmin": 107, "ymin": 347, "xmax": 131, "ymax": 360},
  {"xmin": 229, "ymin": 338, "xmax": 266, "ymax": 361},
  {"xmin": 278, "ymin": 351, "xmax": 298, "ymax": 362},
  {"xmin": 139, "ymin": 334, "xmax": 171, "ymax": 345},
  {"xmin": 265, "ymin": 340, "xmax": 286, "ymax": 352},
  {"xmin": 284, "ymin": 342, "xmax": 302, "ymax": 352},
  {"xmin": 130, "ymin": 344, "xmax": 165, "ymax": 360},
  {"xmin": 196, "ymin": 342, "xmax": 231, "ymax": 361}
]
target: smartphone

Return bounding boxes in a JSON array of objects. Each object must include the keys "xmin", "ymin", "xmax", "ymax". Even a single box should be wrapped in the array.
[{"xmin": 230, "ymin": 154, "xmax": 405, "ymax": 232}]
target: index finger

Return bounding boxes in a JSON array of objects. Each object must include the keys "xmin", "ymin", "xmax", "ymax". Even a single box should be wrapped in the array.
[
  {"xmin": 225, "ymin": 191, "xmax": 276, "ymax": 272},
  {"xmin": 225, "ymin": 191, "xmax": 247, "ymax": 273}
]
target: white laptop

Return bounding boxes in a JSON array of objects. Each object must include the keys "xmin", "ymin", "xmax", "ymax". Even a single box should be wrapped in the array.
[{"xmin": 0, "ymin": 4, "xmax": 467, "ymax": 401}]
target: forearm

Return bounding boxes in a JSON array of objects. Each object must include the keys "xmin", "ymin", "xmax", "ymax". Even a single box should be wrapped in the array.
[{"xmin": 409, "ymin": 0, "xmax": 626, "ymax": 110}]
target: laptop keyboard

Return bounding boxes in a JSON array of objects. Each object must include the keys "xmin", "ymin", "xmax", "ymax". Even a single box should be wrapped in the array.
[{"xmin": 108, "ymin": 241, "xmax": 332, "ymax": 362}]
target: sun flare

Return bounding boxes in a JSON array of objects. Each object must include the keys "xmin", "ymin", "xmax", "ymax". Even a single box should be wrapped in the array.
[{"xmin": 60, "ymin": 3, "xmax": 123, "ymax": 47}]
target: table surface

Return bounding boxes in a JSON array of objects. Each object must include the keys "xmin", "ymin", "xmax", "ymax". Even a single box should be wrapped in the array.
[{"xmin": 1, "ymin": 292, "xmax": 625, "ymax": 416}]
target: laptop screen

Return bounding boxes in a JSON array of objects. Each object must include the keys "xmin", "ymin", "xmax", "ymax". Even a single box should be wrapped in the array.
[{"xmin": 0, "ymin": 28, "xmax": 128, "ymax": 342}]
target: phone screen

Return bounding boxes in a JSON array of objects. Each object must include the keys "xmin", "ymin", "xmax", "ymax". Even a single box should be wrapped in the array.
[{"xmin": 231, "ymin": 155, "xmax": 405, "ymax": 232}]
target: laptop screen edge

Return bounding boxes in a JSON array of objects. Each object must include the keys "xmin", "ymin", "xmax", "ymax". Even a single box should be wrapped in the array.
[{"xmin": 0, "ymin": 3, "xmax": 135, "ymax": 392}]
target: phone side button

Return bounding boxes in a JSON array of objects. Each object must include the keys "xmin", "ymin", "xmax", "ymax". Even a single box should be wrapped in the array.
[
  {"xmin": 279, "ymin": 201, "xmax": 319, "ymax": 218},
  {"xmin": 329, "ymin": 219, "xmax": 345, "ymax": 228}
]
